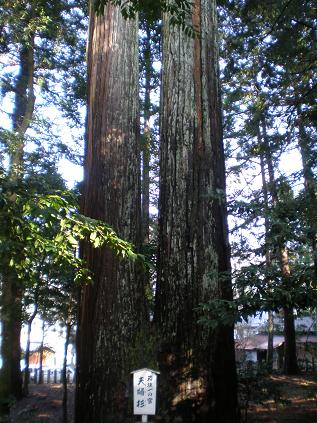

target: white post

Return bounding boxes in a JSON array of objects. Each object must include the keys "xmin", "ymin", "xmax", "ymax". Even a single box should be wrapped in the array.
[{"xmin": 142, "ymin": 416, "xmax": 148, "ymax": 423}]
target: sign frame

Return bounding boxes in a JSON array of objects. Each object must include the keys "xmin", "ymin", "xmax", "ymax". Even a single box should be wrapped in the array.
[{"xmin": 131, "ymin": 368, "xmax": 160, "ymax": 417}]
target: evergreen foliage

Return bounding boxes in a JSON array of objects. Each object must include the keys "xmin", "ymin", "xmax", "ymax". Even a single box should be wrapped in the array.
[{"xmin": 0, "ymin": 0, "xmax": 316, "ymax": 419}]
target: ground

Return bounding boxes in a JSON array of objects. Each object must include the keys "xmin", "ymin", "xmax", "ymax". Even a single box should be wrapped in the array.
[
  {"xmin": 245, "ymin": 373, "xmax": 317, "ymax": 423},
  {"xmin": 9, "ymin": 374, "xmax": 317, "ymax": 423},
  {"xmin": 10, "ymin": 384, "xmax": 74, "ymax": 423}
]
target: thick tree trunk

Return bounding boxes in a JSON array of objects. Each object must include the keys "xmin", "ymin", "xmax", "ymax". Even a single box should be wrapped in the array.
[
  {"xmin": 155, "ymin": 1, "xmax": 238, "ymax": 421},
  {"xmin": 75, "ymin": 4, "xmax": 144, "ymax": 423},
  {"xmin": 283, "ymin": 307, "xmax": 298, "ymax": 374},
  {"xmin": 0, "ymin": 267, "xmax": 23, "ymax": 409}
]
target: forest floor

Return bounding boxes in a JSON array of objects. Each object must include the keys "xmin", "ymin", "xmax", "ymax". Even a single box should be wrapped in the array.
[
  {"xmin": 10, "ymin": 384, "xmax": 75, "ymax": 423},
  {"xmin": 245, "ymin": 372, "xmax": 317, "ymax": 422},
  {"xmin": 9, "ymin": 373, "xmax": 317, "ymax": 423}
]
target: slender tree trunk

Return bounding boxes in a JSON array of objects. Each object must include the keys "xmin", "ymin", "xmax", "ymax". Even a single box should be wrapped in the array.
[
  {"xmin": 267, "ymin": 311, "xmax": 274, "ymax": 369},
  {"xmin": 75, "ymin": 3, "xmax": 144, "ymax": 423},
  {"xmin": 38, "ymin": 320, "xmax": 45, "ymax": 384},
  {"xmin": 62, "ymin": 323, "xmax": 71, "ymax": 423},
  {"xmin": 23, "ymin": 305, "xmax": 38, "ymax": 395},
  {"xmin": 259, "ymin": 134, "xmax": 274, "ymax": 371},
  {"xmin": 0, "ymin": 31, "xmax": 35, "ymax": 411},
  {"xmin": 155, "ymin": 1, "xmax": 238, "ymax": 421},
  {"xmin": 280, "ymin": 247, "xmax": 299, "ymax": 374},
  {"xmin": 261, "ymin": 116, "xmax": 298, "ymax": 375}
]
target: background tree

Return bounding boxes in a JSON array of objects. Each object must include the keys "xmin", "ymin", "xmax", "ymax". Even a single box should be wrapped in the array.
[
  {"xmin": 0, "ymin": 0, "xmax": 87, "ymax": 409},
  {"xmin": 219, "ymin": 0, "xmax": 317, "ymax": 374},
  {"xmin": 139, "ymin": 13, "xmax": 161, "ymax": 319}
]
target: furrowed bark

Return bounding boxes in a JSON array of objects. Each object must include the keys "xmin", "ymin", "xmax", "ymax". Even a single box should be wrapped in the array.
[
  {"xmin": 155, "ymin": 1, "xmax": 238, "ymax": 421},
  {"xmin": 75, "ymin": 3, "xmax": 144, "ymax": 423}
]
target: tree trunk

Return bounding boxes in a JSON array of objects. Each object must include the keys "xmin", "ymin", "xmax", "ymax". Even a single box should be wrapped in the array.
[
  {"xmin": 259, "ymin": 135, "xmax": 274, "ymax": 371},
  {"xmin": 283, "ymin": 307, "xmax": 298, "ymax": 374},
  {"xmin": 267, "ymin": 311, "xmax": 274, "ymax": 370},
  {"xmin": 155, "ymin": 1, "xmax": 238, "ymax": 421},
  {"xmin": 75, "ymin": 3, "xmax": 145, "ymax": 423},
  {"xmin": 0, "ymin": 31, "xmax": 35, "ymax": 410},
  {"xmin": 280, "ymin": 247, "xmax": 299, "ymax": 375},
  {"xmin": 261, "ymin": 116, "xmax": 298, "ymax": 375},
  {"xmin": 0, "ymin": 267, "xmax": 23, "ymax": 411},
  {"xmin": 62, "ymin": 323, "xmax": 71, "ymax": 423},
  {"xmin": 38, "ymin": 320, "xmax": 45, "ymax": 384},
  {"xmin": 23, "ymin": 305, "xmax": 38, "ymax": 395}
]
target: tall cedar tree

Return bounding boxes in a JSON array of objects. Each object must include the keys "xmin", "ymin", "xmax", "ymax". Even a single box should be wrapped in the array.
[
  {"xmin": 155, "ymin": 0, "xmax": 238, "ymax": 421},
  {"xmin": 75, "ymin": 3, "xmax": 146, "ymax": 423},
  {"xmin": 258, "ymin": 127, "xmax": 274, "ymax": 371}
]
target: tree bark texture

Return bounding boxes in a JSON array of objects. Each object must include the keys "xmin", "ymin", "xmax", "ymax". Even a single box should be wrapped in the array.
[
  {"xmin": 155, "ymin": 1, "xmax": 238, "ymax": 421},
  {"xmin": 0, "ymin": 268, "xmax": 23, "ymax": 403},
  {"xmin": 75, "ymin": 4, "xmax": 144, "ymax": 423}
]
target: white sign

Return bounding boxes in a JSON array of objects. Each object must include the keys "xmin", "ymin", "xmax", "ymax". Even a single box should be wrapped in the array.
[{"xmin": 132, "ymin": 368, "xmax": 159, "ymax": 416}]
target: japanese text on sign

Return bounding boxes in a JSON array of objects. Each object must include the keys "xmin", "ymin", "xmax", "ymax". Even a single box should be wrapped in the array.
[{"xmin": 132, "ymin": 369, "xmax": 159, "ymax": 415}]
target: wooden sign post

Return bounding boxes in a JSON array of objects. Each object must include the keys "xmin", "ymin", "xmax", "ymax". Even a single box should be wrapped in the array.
[{"xmin": 131, "ymin": 368, "xmax": 160, "ymax": 422}]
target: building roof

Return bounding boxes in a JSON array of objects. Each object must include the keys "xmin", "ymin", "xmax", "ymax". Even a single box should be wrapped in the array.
[{"xmin": 236, "ymin": 334, "xmax": 317, "ymax": 351}]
